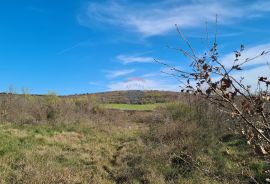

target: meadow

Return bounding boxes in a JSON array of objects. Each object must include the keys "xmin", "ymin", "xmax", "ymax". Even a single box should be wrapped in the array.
[
  {"xmin": 0, "ymin": 91, "xmax": 268, "ymax": 183},
  {"xmin": 0, "ymin": 121, "xmax": 147, "ymax": 183}
]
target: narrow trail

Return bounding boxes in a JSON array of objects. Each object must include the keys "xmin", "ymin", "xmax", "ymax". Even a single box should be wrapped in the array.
[{"xmin": 102, "ymin": 121, "xmax": 147, "ymax": 184}]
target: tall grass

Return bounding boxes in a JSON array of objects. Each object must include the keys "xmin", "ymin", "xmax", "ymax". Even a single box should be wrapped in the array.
[
  {"xmin": 0, "ymin": 93, "xmax": 268, "ymax": 183},
  {"xmin": 111, "ymin": 99, "xmax": 270, "ymax": 183}
]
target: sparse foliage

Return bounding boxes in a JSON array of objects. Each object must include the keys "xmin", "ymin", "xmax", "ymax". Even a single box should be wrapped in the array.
[{"xmin": 157, "ymin": 19, "xmax": 270, "ymax": 154}]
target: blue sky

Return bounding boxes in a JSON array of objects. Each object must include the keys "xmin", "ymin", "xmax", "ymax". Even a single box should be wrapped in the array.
[{"xmin": 0, "ymin": 0, "xmax": 270, "ymax": 95}]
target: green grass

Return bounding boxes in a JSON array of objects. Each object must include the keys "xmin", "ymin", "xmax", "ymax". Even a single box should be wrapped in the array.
[
  {"xmin": 103, "ymin": 103, "xmax": 165, "ymax": 111},
  {"xmin": 0, "ymin": 122, "xmax": 147, "ymax": 183},
  {"xmin": 0, "ymin": 102, "xmax": 268, "ymax": 183},
  {"xmin": 0, "ymin": 120, "xmax": 267, "ymax": 183}
]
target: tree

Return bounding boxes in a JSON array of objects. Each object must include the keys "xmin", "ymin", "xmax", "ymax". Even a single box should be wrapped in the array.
[{"xmin": 157, "ymin": 18, "xmax": 270, "ymax": 154}]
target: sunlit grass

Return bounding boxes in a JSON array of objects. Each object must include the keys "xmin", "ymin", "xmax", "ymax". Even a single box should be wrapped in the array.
[
  {"xmin": 0, "ymin": 122, "xmax": 147, "ymax": 183},
  {"xmin": 0, "ymin": 103, "xmax": 268, "ymax": 183},
  {"xmin": 103, "ymin": 103, "xmax": 165, "ymax": 111}
]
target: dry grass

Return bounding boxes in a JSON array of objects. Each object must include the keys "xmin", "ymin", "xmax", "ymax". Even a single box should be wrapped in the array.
[
  {"xmin": 0, "ymin": 93, "xmax": 268, "ymax": 183},
  {"xmin": 0, "ymin": 121, "xmax": 147, "ymax": 183}
]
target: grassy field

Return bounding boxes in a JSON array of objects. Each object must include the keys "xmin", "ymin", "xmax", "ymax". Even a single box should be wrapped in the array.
[
  {"xmin": 103, "ymin": 103, "xmax": 165, "ymax": 111},
  {"xmin": 0, "ymin": 120, "xmax": 267, "ymax": 183},
  {"xmin": 0, "ymin": 95, "xmax": 268, "ymax": 183},
  {"xmin": 0, "ymin": 122, "xmax": 147, "ymax": 183}
]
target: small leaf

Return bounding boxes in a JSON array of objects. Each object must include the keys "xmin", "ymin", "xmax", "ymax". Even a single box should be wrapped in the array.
[{"xmin": 232, "ymin": 65, "xmax": 242, "ymax": 70}]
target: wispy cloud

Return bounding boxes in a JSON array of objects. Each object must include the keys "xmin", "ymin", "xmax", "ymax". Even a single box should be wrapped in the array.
[
  {"xmin": 107, "ymin": 77, "xmax": 179, "ymax": 91},
  {"xmin": 188, "ymin": 32, "xmax": 243, "ymax": 39},
  {"xmin": 220, "ymin": 43, "xmax": 270, "ymax": 68},
  {"xmin": 108, "ymin": 43, "xmax": 270, "ymax": 91},
  {"xmin": 104, "ymin": 69, "xmax": 135, "ymax": 79},
  {"xmin": 249, "ymin": 1, "xmax": 270, "ymax": 12},
  {"xmin": 230, "ymin": 65, "xmax": 270, "ymax": 91},
  {"xmin": 78, "ymin": 0, "xmax": 270, "ymax": 37},
  {"xmin": 107, "ymin": 66, "xmax": 180, "ymax": 91},
  {"xmin": 117, "ymin": 55, "xmax": 154, "ymax": 64},
  {"xmin": 217, "ymin": 43, "xmax": 270, "ymax": 90},
  {"xmin": 57, "ymin": 40, "xmax": 93, "ymax": 55}
]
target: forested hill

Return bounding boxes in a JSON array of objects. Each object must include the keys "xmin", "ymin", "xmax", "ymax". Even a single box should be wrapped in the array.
[{"xmin": 65, "ymin": 90, "xmax": 181, "ymax": 104}]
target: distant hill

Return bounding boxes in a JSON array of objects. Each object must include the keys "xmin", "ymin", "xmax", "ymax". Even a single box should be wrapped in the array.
[
  {"xmin": 0, "ymin": 90, "xmax": 182, "ymax": 104},
  {"xmin": 65, "ymin": 90, "xmax": 181, "ymax": 104}
]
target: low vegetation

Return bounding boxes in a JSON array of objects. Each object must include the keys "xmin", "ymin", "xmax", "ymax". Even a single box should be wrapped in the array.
[
  {"xmin": 0, "ymin": 91, "xmax": 268, "ymax": 183},
  {"xmin": 103, "ymin": 103, "xmax": 164, "ymax": 111},
  {"xmin": 0, "ymin": 121, "xmax": 147, "ymax": 183}
]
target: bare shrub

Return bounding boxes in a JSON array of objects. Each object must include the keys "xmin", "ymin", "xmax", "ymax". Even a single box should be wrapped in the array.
[
  {"xmin": 0, "ymin": 92, "xmax": 108, "ymax": 125},
  {"xmin": 157, "ymin": 19, "xmax": 270, "ymax": 154}
]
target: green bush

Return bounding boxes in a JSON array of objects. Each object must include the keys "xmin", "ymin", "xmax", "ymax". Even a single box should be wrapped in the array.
[{"xmin": 164, "ymin": 103, "xmax": 194, "ymax": 121}]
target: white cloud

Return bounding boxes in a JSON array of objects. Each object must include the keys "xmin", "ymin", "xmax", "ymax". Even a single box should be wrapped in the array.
[
  {"xmin": 141, "ymin": 72, "xmax": 160, "ymax": 78},
  {"xmin": 107, "ymin": 77, "xmax": 179, "ymax": 91},
  {"xmin": 232, "ymin": 65, "xmax": 270, "ymax": 88},
  {"xmin": 215, "ymin": 43, "xmax": 270, "ymax": 91},
  {"xmin": 104, "ymin": 69, "xmax": 135, "ymax": 79},
  {"xmin": 220, "ymin": 43, "xmax": 270, "ymax": 68},
  {"xmin": 249, "ymin": 1, "xmax": 270, "ymax": 12},
  {"xmin": 117, "ymin": 55, "xmax": 153, "ymax": 64},
  {"xmin": 78, "ymin": 1, "xmax": 270, "ymax": 37}
]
